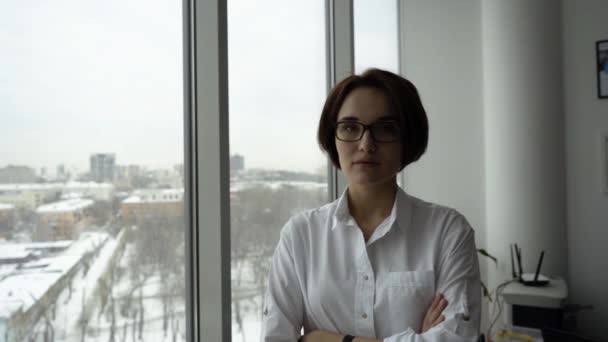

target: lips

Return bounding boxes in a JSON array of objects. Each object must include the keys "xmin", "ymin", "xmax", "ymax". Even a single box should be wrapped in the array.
[{"xmin": 353, "ymin": 160, "xmax": 379, "ymax": 165}]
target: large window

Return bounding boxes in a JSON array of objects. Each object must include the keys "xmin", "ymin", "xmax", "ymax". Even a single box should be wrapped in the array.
[
  {"xmin": 2, "ymin": 0, "xmax": 404, "ymax": 340},
  {"xmin": 0, "ymin": 1, "xmax": 186, "ymax": 341},
  {"xmin": 227, "ymin": 0, "xmax": 328, "ymax": 340},
  {"xmin": 354, "ymin": 0, "xmax": 399, "ymax": 74},
  {"xmin": 354, "ymin": 0, "xmax": 402, "ymax": 187}
]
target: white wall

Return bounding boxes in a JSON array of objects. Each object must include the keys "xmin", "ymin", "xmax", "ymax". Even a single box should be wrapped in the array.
[
  {"xmin": 398, "ymin": 0, "xmax": 608, "ymax": 336},
  {"xmin": 400, "ymin": 0, "xmax": 485, "ymax": 251},
  {"xmin": 399, "ymin": 0, "xmax": 488, "ymax": 328},
  {"xmin": 562, "ymin": 0, "xmax": 608, "ymax": 336},
  {"xmin": 400, "ymin": 0, "xmax": 608, "ymax": 336},
  {"xmin": 482, "ymin": 0, "xmax": 568, "ymax": 289}
]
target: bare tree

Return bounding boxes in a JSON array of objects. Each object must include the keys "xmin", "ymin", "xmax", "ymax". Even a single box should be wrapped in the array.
[
  {"xmin": 171, "ymin": 317, "xmax": 179, "ymax": 342},
  {"xmin": 230, "ymin": 185, "xmax": 326, "ymax": 326},
  {"xmin": 121, "ymin": 323, "xmax": 128, "ymax": 342},
  {"xmin": 123, "ymin": 212, "xmax": 185, "ymax": 339},
  {"xmin": 138, "ymin": 288, "xmax": 144, "ymax": 340},
  {"xmin": 108, "ymin": 292, "xmax": 116, "ymax": 342},
  {"xmin": 79, "ymin": 289, "xmax": 88, "ymax": 342},
  {"xmin": 130, "ymin": 310, "xmax": 137, "ymax": 342},
  {"xmin": 87, "ymin": 201, "xmax": 112, "ymax": 227}
]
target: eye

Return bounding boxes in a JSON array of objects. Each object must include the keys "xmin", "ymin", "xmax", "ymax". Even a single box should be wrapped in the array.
[
  {"xmin": 338, "ymin": 123, "xmax": 359, "ymax": 132},
  {"xmin": 343, "ymin": 123, "xmax": 357, "ymax": 131},
  {"xmin": 376, "ymin": 122, "xmax": 399, "ymax": 132}
]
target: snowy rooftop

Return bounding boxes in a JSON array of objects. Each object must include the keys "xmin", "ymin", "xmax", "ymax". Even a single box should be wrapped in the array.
[
  {"xmin": 60, "ymin": 192, "xmax": 84, "ymax": 200},
  {"xmin": 0, "ymin": 232, "xmax": 108, "ymax": 319},
  {"xmin": 0, "ymin": 272, "xmax": 62, "ymax": 318},
  {"xmin": 230, "ymin": 180, "xmax": 327, "ymax": 192},
  {"xmin": 123, "ymin": 188, "xmax": 184, "ymax": 204},
  {"xmin": 10, "ymin": 240, "xmax": 72, "ymax": 250},
  {"xmin": 0, "ymin": 183, "xmax": 58, "ymax": 191},
  {"xmin": 0, "ymin": 181, "xmax": 113, "ymax": 192},
  {"xmin": 0, "ymin": 240, "xmax": 73, "ymax": 261},
  {"xmin": 64, "ymin": 181, "xmax": 113, "ymax": 190},
  {"xmin": 36, "ymin": 198, "xmax": 94, "ymax": 213},
  {"xmin": 0, "ymin": 245, "xmax": 36, "ymax": 261},
  {"xmin": 0, "ymin": 203, "xmax": 15, "ymax": 210}
]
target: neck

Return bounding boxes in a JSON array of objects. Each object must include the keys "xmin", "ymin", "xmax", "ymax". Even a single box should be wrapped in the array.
[{"xmin": 346, "ymin": 179, "xmax": 398, "ymax": 237}]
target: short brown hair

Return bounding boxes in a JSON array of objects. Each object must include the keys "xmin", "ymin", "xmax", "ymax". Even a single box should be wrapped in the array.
[{"xmin": 317, "ymin": 68, "xmax": 429, "ymax": 171}]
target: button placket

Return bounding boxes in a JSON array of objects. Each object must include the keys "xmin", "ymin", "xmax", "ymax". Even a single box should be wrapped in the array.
[{"xmin": 355, "ymin": 251, "xmax": 376, "ymax": 337}]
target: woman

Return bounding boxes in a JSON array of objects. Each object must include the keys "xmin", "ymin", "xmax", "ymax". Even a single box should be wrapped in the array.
[{"xmin": 260, "ymin": 69, "xmax": 481, "ymax": 342}]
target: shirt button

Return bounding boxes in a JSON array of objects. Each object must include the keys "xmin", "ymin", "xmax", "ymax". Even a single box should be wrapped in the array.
[
  {"xmin": 363, "ymin": 275, "xmax": 369, "ymax": 280},
  {"xmin": 362, "ymin": 313, "xmax": 367, "ymax": 319}
]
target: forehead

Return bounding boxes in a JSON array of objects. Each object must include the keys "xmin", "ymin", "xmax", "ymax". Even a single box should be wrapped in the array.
[{"xmin": 336, "ymin": 87, "xmax": 395, "ymax": 122}]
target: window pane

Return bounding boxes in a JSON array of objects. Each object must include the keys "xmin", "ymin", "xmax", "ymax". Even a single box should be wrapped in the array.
[
  {"xmin": 227, "ymin": 0, "xmax": 328, "ymax": 340},
  {"xmin": 354, "ymin": 0, "xmax": 399, "ymax": 74},
  {"xmin": 354, "ymin": 0, "xmax": 403, "ymax": 186},
  {"xmin": 0, "ymin": 1, "xmax": 186, "ymax": 341}
]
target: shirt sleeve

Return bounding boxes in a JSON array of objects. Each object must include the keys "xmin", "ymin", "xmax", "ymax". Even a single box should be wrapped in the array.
[
  {"xmin": 383, "ymin": 213, "xmax": 482, "ymax": 342},
  {"xmin": 260, "ymin": 219, "xmax": 305, "ymax": 342}
]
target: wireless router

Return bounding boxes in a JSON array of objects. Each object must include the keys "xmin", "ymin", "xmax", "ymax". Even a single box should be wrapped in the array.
[{"xmin": 511, "ymin": 243, "xmax": 549, "ymax": 287}]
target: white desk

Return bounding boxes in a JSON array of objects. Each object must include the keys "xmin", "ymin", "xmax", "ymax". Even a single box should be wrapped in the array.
[{"xmin": 502, "ymin": 277, "xmax": 568, "ymax": 308}]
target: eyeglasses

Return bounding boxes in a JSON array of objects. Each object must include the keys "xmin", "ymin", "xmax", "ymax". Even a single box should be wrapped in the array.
[{"xmin": 335, "ymin": 121, "xmax": 401, "ymax": 143}]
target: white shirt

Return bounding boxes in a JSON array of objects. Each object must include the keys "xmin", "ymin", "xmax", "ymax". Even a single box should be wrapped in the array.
[{"xmin": 260, "ymin": 186, "xmax": 481, "ymax": 342}]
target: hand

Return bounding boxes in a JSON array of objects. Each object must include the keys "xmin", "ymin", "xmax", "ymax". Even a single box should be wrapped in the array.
[
  {"xmin": 421, "ymin": 293, "xmax": 448, "ymax": 333},
  {"xmin": 300, "ymin": 330, "xmax": 382, "ymax": 342},
  {"xmin": 300, "ymin": 330, "xmax": 343, "ymax": 342}
]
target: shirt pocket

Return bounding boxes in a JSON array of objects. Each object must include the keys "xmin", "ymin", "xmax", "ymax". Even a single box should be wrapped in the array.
[
  {"xmin": 375, "ymin": 270, "xmax": 436, "ymax": 336},
  {"xmin": 386, "ymin": 270, "xmax": 435, "ymax": 288}
]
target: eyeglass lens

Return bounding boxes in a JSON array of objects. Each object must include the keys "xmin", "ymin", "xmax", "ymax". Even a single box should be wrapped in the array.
[{"xmin": 336, "ymin": 122, "xmax": 399, "ymax": 142}]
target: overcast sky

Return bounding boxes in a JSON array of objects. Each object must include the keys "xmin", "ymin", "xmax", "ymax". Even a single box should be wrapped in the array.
[{"xmin": 0, "ymin": 0, "xmax": 397, "ymax": 176}]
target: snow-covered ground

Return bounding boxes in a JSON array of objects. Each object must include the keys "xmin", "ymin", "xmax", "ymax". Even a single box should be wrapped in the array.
[
  {"xmin": 79, "ymin": 241, "xmax": 187, "ymax": 342},
  {"xmin": 232, "ymin": 294, "xmax": 263, "ymax": 342},
  {"xmin": 1, "ymin": 232, "xmax": 110, "ymax": 342},
  {"xmin": 20, "ymin": 231, "xmax": 121, "ymax": 342},
  {"xmin": 3, "ymin": 233, "xmax": 271, "ymax": 342}
]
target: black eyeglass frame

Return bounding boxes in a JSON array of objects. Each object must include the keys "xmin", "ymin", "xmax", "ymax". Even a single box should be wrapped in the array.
[{"xmin": 334, "ymin": 121, "xmax": 401, "ymax": 143}]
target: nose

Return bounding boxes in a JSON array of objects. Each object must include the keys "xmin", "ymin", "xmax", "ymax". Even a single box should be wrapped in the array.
[{"xmin": 358, "ymin": 129, "xmax": 376, "ymax": 152}]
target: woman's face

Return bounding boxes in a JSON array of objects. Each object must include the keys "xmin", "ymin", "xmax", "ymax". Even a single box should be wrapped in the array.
[{"xmin": 335, "ymin": 87, "xmax": 402, "ymax": 187}]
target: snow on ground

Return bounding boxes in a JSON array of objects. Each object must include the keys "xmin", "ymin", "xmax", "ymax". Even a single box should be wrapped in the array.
[
  {"xmin": 74, "ymin": 239, "xmax": 187, "ymax": 342},
  {"xmin": 17, "ymin": 235, "xmax": 112, "ymax": 341},
  {"xmin": 4, "ymin": 231, "xmax": 271, "ymax": 342},
  {"xmin": 0, "ymin": 233, "xmax": 108, "ymax": 335},
  {"xmin": 232, "ymin": 294, "xmax": 263, "ymax": 342}
]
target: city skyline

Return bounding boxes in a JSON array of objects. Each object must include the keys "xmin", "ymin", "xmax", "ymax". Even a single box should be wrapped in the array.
[
  {"xmin": 0, "ymin": 154, "xmax": 329, "ymax": 183},
  {"xmin": 0, "ymin": 0, "xmax": 396, "ymax": 177}
]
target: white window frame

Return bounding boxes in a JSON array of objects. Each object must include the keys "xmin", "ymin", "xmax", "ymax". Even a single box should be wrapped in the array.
[
  {"xmin": 186, "ymin": 0, "xmax": 231, "ymax": 341},
  {"xmin": 327, "ymin": 0, "xmax": 355, "ymax": 200},
  {"xmin": 397, "ymin": 0, "xmax": 408, "ymax": 188}
]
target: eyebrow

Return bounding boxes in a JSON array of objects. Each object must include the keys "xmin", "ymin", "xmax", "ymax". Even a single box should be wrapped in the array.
[{"xmin": 339, "ymin": 115, "xmax": 398, "ymax": 122}]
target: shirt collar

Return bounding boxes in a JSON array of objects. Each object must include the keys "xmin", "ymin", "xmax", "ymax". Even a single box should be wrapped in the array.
[
  {"xmin": 331, "ymin": 187, "xmax": 351, "ymax": 228},
  {"xmin": 331, "ymin": 186, "xmax": 412, "ymax": 237}
]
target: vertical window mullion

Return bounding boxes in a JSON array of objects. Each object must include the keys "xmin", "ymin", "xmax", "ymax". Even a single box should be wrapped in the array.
[
  {"xmin": 327, "ymin": 0, "xmax": 354, "ymax": 199},
  {"xmin": 397, "ymin": 0, "xmax": 408, "ymax": 188},
  {"xmin": 192, "ymin": 0, "xmax": 231, "ymax": 341},
  {"xmin": 183, "ymin": 1, "xmax": 197, "ymax": 341}
]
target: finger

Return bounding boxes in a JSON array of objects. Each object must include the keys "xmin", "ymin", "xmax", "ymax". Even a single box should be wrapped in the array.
[
  {"xmin": 424, "ymin": 294, "xmax": 439, "ymax": 319},
  {"xmin": 428, "ymin": 297, "xmax": 449, "ymax": 322},
  {"xmin": 436, "ymin": 297, "xmax": 448, "ymax": 313},
  {"xmin": 430, "ymin": 293, "xmax": 442, "ymax": 309},
  {"xmin": 431, "ymin": 295, "xmax": 447, "ymax": 315},
  {"xmin": 424, "ymin": 294, "xmax": 442, "ymax": 321},
  {"xmin": 431, "ymin": 314, "xmax": 445, "ymax": 327}
]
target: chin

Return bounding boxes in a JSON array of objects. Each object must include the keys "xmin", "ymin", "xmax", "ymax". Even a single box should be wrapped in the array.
[{"xmin": 347, "ymin": 174, "xmax": 394, "ymax": 187}]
